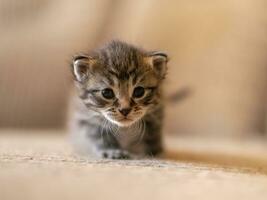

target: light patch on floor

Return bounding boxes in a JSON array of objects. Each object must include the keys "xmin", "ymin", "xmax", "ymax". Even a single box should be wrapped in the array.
[{"xmin": 0, "ymin": 130, "xmax": 267, "ymax": 200}]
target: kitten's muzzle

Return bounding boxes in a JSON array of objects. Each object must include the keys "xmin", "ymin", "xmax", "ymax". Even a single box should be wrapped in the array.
[{"xmin": 119, "ymin": 108, "xmax": 132, "ymax": 116}]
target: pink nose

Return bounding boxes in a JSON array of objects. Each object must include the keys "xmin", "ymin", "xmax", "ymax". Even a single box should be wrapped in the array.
[{"xmin": 119, "ymin": 108, "xmax": 132, "ymax": 116}]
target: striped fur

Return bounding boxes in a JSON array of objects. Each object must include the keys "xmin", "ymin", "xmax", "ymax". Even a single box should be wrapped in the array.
[{"xmin": 69, "ymin": 40, "xmax": 168, "ymax": 159}]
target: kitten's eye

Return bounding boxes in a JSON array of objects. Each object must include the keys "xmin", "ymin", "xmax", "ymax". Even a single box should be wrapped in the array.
[
  {"xmin": 133, "ymin": 87, "xmax": 145, "ymax": 98},
  {"xmin": 102, "ymin": 88, "xmax": 115, "ymax": 99}
]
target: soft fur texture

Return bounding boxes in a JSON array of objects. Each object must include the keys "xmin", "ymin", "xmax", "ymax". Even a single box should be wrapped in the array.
[{"xmin": 69, "ymin": 41, "xmax": 168, "ymax": 159}]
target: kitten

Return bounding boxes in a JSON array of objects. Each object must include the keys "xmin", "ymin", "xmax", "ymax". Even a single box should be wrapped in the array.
[{"xmin": 69, "ymin": 40, "xmax": 168, "ymax": 159}]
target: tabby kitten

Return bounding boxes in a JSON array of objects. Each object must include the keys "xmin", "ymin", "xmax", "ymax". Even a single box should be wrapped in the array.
[{"xmin": 69, "ymin": 40, "xmax": 168, "ymax": 159}]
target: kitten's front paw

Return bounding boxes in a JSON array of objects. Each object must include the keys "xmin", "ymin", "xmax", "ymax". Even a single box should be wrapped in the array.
[{"xmin": 99, "ymin": 149, "xmax": 131, "ymax": 159}]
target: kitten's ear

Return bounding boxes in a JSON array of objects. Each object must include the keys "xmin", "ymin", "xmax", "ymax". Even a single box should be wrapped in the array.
[
  {"xmin": 148, "ymin": 52, "xmax": 169, "ymax": 78},
  {"xmin": 72, "ymin": 54, "xmax": 93, "ymax": 82}
]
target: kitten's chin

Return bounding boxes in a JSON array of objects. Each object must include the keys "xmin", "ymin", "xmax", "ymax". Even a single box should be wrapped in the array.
[
  {"xmin": 102, "ymin": 113, "xmax": 138, "ymax": 127},
  {"xmin": 108, "ymin": 118, "xmax": 136, "ymax": 127},
  {"xmin": 116, "ymin": 119, "xmax": 137, "ymax": 127}
]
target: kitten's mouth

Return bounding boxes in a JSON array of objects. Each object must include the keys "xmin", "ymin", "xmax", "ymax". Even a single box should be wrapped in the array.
[
  {"xmin": 117, "ymin": 117, "xmax": 134, "ymax": 125},
  {"xmin": 102, "ymin": 113, "xmax": 132, "ymax": 127},
  {"xmin": 103, "ymin": 112, "xmax": 143, "ymax": 127},
  {"xmin": 111, "ymin": 117, "xmax": 136, "ymax": 127},
  {"xmin": 119, "ymin": 117, "xmax": 132, "ymax": 122}
]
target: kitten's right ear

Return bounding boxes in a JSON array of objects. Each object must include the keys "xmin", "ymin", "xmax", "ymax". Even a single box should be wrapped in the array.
[
  {"xmin": 147, "ymin": 52, "xmax": 169, "ymax": 78},
  {"xmin": 72, "ymin": 55, "xmax": 92, "ymax": 82}
]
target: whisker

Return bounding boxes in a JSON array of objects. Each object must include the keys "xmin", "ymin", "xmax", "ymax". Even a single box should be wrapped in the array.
[
  {"xmin": 100, "ymin": 118, "xmax": 107, "ymax": 142},
  {"xmin": 137, "ymin": 119, "xmax": 146, "ymax": 145},
  {"xmin": 107, "ymin": 120, "xmax": 120, "ymax": 139}
]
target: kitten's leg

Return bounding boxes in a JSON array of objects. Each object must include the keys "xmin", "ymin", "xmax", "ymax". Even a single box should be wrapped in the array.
[
  {"xmin": 142, "ymin": 120, "xmax": 163, "ymax": 156},
  {"xmin": 78, "ymin": 120, "xmax": 131, "ymax": 159},
  {"xmin": 94, "ymin": 127, "xmax": 131, "ymax": 159}
]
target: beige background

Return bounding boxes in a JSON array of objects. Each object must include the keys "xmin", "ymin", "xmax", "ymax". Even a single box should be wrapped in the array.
[{"xmin": 1, "ymin": 0, "xmax": 267, "ymax": 137}]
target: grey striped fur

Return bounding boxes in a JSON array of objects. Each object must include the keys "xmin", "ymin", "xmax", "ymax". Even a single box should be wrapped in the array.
[{"xmin": 69, "ymin": 40, "xmax": 168, "ymax": 159}]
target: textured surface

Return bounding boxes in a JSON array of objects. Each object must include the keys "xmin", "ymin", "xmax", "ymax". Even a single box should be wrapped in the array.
[{"xmin": 0, "ymin": 130, "xmax": 267, "ymax": 200}]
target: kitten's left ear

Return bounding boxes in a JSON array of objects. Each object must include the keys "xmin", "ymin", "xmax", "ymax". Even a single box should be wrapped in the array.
[
  {"xmin": 148, "ymin": 52, "xmax": 169, "ymax": 78},
  {"xmin": 72, "ymin": 54, "xmax": 94, "ymax": 82}
]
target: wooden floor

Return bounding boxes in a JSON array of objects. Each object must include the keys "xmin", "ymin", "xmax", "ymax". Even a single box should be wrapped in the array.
[{"xmin": 0, "ymin": 130, "xmax": 267, "ymax": 200}]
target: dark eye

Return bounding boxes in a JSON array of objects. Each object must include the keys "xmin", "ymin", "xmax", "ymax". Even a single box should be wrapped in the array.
[
  {"xmin": 102, "ymin": 88, "xmax": 115, "ymax": 99},
  {"xmin": 133, "ymin": 87, "xmax": 145, "ymax": 98}
]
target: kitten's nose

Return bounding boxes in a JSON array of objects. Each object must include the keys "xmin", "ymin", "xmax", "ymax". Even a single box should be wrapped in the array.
[{"xmin": 119, "ymin": 108, "xmax": 132, "ymax": 116}]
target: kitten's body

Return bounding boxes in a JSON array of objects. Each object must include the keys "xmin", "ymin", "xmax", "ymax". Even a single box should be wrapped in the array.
[{"xmin": 69, "ymin": 41, "xmax": 167, "ymax": 159}]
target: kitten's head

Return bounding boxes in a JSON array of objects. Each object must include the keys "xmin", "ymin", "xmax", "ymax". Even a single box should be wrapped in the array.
[{"xmin": 71, "ymin": 41, "xmax": 168, "ymax": 127}]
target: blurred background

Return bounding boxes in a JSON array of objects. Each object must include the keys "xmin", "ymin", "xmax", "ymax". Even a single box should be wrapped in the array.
[{"xmin": 1, "ymin": 0, "xmax": 267, "ymax": 139}]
